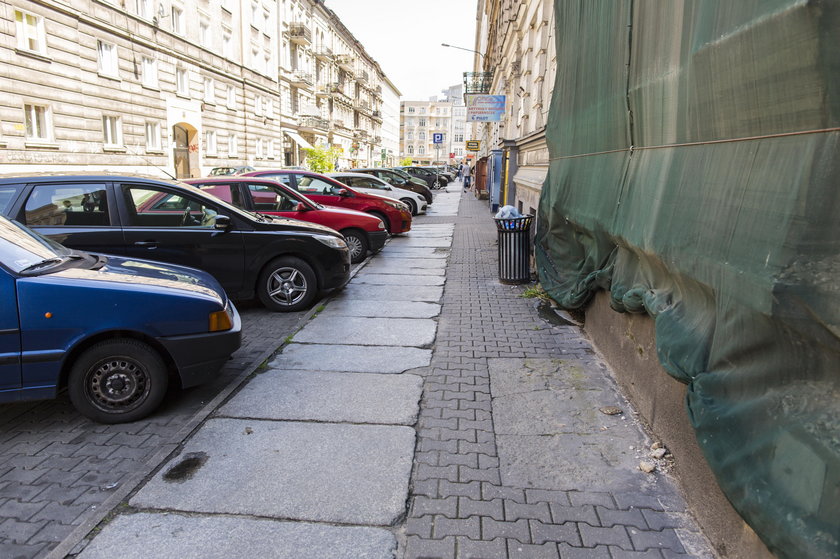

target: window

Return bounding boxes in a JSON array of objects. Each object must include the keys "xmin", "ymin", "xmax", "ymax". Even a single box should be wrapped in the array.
[
  {"xmin": 419, "ymin": 107, "xmax": 426, "ymax": 114},
  {"xmin": 418, "ymin": 132, "xmax": 426, "ymax": 141},
  {"xmin": 265, "ymin": 98, "xmax": 274, "ymax": 119},
  {"xmin": 295, "ymin": 176, "xmax": 343, "ymax": 195},
  {"xmin": 418, "ymin": 118, "xmax": 426, "ymax": 127},
  {"xmin": 454, "ymin": 147, "xmax": 463, "ymax": 156},
  {"xmin": 24, "ymin": 104, "xmax": 51, "ymax": 141},
  {"xmin": 145, "ymin": 121, "xmax": 161, "ymax": 151},
  {"xmin": 226, "ymin": 85, "xmax": 236, "ymax": 109},
  {"xmin": 227, "ymin": 133, "xmax": 238, "ymax": 157},
  {"xmin": 141, "ymin": 56, "xmax": 158, "ymax": 88},
  {"xmin": 407, "ymin": 131, "xmax": 413, "ymax": 140},
  {"xmin": 418, "ymin": 145, "xmax": 425, "ymax": 155},
  {"xmin": 222, "ymin": 32, "xmax": 232, "ymax": 59},
  {"xmin": 171, "ymin": 6, "xmax": 184, "ymax": 34},
  {"xmin": 247, "ymin": 182, "xmax": 299, "ymax": 211},
  {"xmin": 136, "ymin": 0, "xmax": 152, "ymax": 19},
  {"xmin": 102, "ymin": 115, "xmax": 122, "ymax": 147},
  {"xmin": 203, "ymin": 77, "xmax": 215, "ymax": 103},
  {"xmin": 199, "ymin": 19, "xmax": 211, "ymax": 47},
  {"xmin": 267, "ymin": 138, "xmax": 275, "ymax": 159},
  {"xmin": 407, "ymin": 107, "xmax": 415, "ymax": 114},
  {"xmin": 24, "ymin": 184, "xmax": 109, "ymax": 228},
  {"xmin": 176, "ymin": 68, "xmax": 189, "ymax": 96},
  {"xmin": 14, "ymin": 10, "xmax": 46, "ymax": 54},
  {"xmin": 97, "ymin": 41, "xmax": 119, "ymax": 77},
  {"xmin": 255, "ymin": 137, "xmax": 264, "ymax": 158},
  {"xmin": 407, "ymin": 145, "xmax": 414, "ymax": 155},
  {"xmin": 123, "ymin": 186, "xmax": 220, "ymax": 228},
  {"xmin": 205, "ymin": 130, "xmax": 217, "ymax": 155},
  {"xmin": 254, "ymin": 96, "xmax": 263, "ymax": 116},
  {"xmin": 454, "ymin": 134, "xmax": 464, "ymax": 142},
  {"xmin": 250, "ymin": 3, "xmax": 259, "ymax": 27}
]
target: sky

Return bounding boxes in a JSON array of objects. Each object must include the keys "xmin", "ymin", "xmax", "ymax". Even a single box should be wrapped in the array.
[{"xmin": 323, "ymin": 0, "xmax": 478, "ymax": 100}]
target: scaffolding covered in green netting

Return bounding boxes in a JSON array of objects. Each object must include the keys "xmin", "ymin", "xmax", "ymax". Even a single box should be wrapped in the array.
[{"xmin": 534, "ymin": 2, "xmax": 840, "ymax": 558}]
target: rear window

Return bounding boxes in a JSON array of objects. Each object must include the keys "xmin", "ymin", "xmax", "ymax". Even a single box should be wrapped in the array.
[
  {"xmin": 24, "ymin": 183, "xmax": 110, "ymax": 227},
  {"xmin": 0, "ymin": 186, "xmax": 22, "ymax": 215}
]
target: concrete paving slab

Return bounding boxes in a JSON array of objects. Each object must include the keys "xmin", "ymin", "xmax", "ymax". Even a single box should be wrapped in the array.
[
  {"xmin": 77, "ymin": 513, "xmax": 396, "ymax": 559},
  {"xmin": 219, "ymin": 370, "xmax": 423, "ymax": 425},
  {"xmin": 378, "ymin": 247, "xmax": 449, "ymax": 258},
  {"xmin": 270, "ymin": 343, "xmax": 431, "ymax": 373},
  {"xmin": 294, "ymin": 317, "xmax": 436, "ymax": 347},
  {"xmin": 130, "ymin": 419, "xmax": 415, "ymax": 526},
  {"xmin": 353, "ymin": 273, "xmax": 445, "ymax": 286},
  {"xmin": 364, "ymin": 258, "xmax": 448, "ymax": 270},
  {"xmin": 388, "ymin": 237, "xmax": 452, "ymax": 248},
  {"xmin": 318, "ymin": 299, "xmax": 441, "ymax": 318},
  {"xmin": 490, "ymin": 358, "xmax": 650, "ymax": 493},
  {"xmin": 337, "ymin": 283, "xmax": 444, "ymax": 302}
]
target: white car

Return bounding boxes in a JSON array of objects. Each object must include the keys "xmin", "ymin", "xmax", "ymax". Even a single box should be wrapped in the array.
[{"xmin": 328, "ymin": 172, "xmax": 428, "ymax": 216}]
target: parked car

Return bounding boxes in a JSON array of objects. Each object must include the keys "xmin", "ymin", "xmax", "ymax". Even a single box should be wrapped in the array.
[
  {"xmin": 394, "ymin": 166, "xmax": 447, "ymax": 189},
  {"xmin": 352, "ymin": 168, "xmax": 433, "ymax": 205},
  {"xmin": 0, "ymin": 215, "xmax": 242, "ymax": 423},
  {"xmin": 0, "ymin": 174, "xmax": 351, "ymax": 312},
  {"xmin": 209, "ymin": 166, "xmax": 256, "ymax": 176},
  {"xmin": 327, "ymin": 172, "xmax": 428, "ymax": 216},
  {"xmin": 428, "ymin": 166, "xmax": 455, "ymax": 183},
  {"xmin": 185, "ymin": 177, "xmax": 387, "ymax": 264},
  {"xmin": 242, "ymin": 170, "xmax": 412, "ymax": 234}
]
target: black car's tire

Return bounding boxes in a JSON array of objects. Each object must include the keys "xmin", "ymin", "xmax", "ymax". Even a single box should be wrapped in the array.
[
  {"xmin": 400, "ymin": 198, "xmax": 417, "ymax": 216},
  {"xmin": 423, "ymin": 191, "xmax": 433, "ymax": 204},
  {"xmin": 341, "ymin": 228, "xmax": 369, "ymax": 264},
  {"xmin": 368, "ymin": 211, "xmax": 391, "ymax": 234},
  {"xmin": 257, "ymin": 256, "xmax": 318, "ymax": 312},
  {"xmin": 68, "ymin": 339, "xmax": 168, "ymax": 424}
]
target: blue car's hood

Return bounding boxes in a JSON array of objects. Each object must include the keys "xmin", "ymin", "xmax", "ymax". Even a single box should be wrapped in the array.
[{"xmin": 51, "ymin": 254, "xmax": 228, "ymax": 305}]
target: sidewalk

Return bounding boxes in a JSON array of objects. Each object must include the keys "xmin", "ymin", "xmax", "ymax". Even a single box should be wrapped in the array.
[{"xmin": 69, "ymin": 179, "xmax": 715, "ymax": 559}]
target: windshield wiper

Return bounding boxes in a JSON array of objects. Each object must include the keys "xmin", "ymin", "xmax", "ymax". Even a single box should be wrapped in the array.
[{"xmin": 18, "ymin": 254, "xmax": 82, "ymax": 275}]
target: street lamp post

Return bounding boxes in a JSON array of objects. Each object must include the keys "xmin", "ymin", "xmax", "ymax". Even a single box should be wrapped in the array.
[{"xmin": 441, "ymin": 43, "xmax": 485, "ymax": 60}]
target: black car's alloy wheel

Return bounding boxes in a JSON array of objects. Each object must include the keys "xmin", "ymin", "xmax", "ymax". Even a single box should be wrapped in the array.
[
  {"xmin": 68, "ymin": 339, "xmax": 168, "ymax": 424},
  {"xmin": 257, "ymin": 256, "xmax": 317, "ymax": 312}
]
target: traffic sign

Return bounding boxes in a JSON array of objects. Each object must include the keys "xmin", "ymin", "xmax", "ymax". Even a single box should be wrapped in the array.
[{"xmin": 432, "ymin": 133, "xmax": 444, "ymax": 144}]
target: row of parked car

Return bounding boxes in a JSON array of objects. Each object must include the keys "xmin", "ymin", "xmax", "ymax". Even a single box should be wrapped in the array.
[{"xmin": 0, "ymin": 167, "xmax": 435, "ymax": 424}]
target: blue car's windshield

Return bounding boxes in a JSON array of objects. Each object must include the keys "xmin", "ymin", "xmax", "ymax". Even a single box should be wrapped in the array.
[{"xmin": 0, "ymin": 217, "xmax": 72, "ymax": 274}]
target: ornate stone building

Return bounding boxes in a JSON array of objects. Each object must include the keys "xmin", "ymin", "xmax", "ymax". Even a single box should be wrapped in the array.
[{"xmin": 0, "ymin": 0, "xmax": 395, "ymax": 177}]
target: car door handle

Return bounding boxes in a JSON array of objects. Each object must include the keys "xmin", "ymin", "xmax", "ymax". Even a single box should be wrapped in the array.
[{"xmin": 134, "ymin": 241, "xmax": 158, "ymax": 248}]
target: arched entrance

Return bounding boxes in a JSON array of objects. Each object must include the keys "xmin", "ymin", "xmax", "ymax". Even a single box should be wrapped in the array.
[{"xmin": 172, "ymin": 123, "xmax": 198, "ymax": 178}]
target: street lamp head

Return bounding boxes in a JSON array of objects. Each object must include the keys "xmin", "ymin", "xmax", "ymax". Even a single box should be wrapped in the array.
[{"xmin": 441, "ymin": 43, "xmax": 450, "ymax": 47}]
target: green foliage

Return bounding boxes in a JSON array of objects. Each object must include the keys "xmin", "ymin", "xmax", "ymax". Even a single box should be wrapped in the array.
[
  {"xmin": 304, "ymin": 145, "xmax": 341, "ymax": 173},
  {"xmin": 399, "ymin": 157, "xmax": 414, "ymax": 166},
  {"xmin": 521, "ymin": 284, "xmax": 552, "ymax": 301}
]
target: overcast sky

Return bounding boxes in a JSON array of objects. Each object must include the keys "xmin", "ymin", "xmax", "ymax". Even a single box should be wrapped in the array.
[{"xmin": 323, "ymin": 0, "xmax": 478, "ymax": 100}]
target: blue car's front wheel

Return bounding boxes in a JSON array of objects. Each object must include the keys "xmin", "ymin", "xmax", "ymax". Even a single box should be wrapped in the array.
[{"xmin": 68, "ymin": 339, "xmax": 168, "ymax": 424}]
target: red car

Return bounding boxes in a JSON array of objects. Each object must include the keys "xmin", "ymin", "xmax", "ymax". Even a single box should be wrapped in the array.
[
  {"xmin": 242, "ymin": 170, "xmax": 412, "ymax": 235},
  {"xmin": 185, "ymin": 177, "xmax": 387, "ymax": 263}
]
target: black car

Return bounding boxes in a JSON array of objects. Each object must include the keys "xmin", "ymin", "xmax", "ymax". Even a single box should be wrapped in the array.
[
  {"xmin": 0, "ymin": 174, "xmax": 351, "ymax": 312},
  {"xmin": 394, "ymin": 166, "xmax": 447, "ymax": 189},
  {"xmin": 353, "ymin": 168, "xmax": 434, "ymax": 205}
]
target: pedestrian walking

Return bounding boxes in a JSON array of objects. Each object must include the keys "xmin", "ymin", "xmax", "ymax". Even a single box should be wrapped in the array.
[{"xmin": 462, "ymin": 161, "xmax": 472, "ymax": 190}]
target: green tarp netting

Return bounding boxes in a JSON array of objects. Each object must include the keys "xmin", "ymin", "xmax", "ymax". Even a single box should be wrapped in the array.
[{"xmin": 534, "ymin": 2, "xmax": 840, "ymax": 558}]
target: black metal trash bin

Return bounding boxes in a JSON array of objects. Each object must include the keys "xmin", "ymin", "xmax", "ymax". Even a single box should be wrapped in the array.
[{"xmin": 494, "ymin": 215, "xmax": 533, "ymax": 284}]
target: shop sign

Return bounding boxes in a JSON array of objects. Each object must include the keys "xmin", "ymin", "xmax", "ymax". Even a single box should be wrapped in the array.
[{"xmin": 465, "ymin": 95, "xmax": 506, "ymax": 122}]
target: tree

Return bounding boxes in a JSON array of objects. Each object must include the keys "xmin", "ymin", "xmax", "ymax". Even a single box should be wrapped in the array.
[
  {"xmin": 304, "ymin": 144, "xmax": 341, "ymax": 173},
  {"xmin": 400, "ymin": 157, "xmax": 413, "ymax": 166}
]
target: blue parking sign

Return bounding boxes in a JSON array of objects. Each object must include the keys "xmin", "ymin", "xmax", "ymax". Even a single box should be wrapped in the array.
[{"xmin": 432, "ymin": 133, "xmax": 444, "ymax": 144}]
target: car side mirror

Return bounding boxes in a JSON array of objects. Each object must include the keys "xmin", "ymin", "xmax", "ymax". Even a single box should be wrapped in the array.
[
  {"xmin": 214, "ymin": 215, "xmax": 231, "ymax": 230},
  {"xmin": 295, "ymin": 202, "xmax": 308, "ymax": 211},
  {"xmin": 337, "ymin": 188, "xmax": 350, "ymax": 197}
]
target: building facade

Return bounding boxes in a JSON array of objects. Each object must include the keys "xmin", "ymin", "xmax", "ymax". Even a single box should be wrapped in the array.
[
  {"xmin": 399, "ymin": 91, "xmax": 466, "ymax": 166},
  {"xmin": 378, "ymin": 77, "xmax": 402, "ymax": 168},
  {"xmin": 469, "ymin": 0, "xmax": 555, "ymax": 215},
  {"xmin": 0, "ymin": 0, "xmax": 397, "ymax": 177}
]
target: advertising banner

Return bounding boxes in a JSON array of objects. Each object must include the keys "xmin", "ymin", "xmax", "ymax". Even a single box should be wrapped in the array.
[{"xmin": 465, "ymin": 94, "xmax": 506, "ymax": 122}]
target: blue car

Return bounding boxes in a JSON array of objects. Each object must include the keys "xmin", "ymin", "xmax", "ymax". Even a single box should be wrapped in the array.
[{"xmin": 0, "ymin": 216, "xmax": 242, "ymax": 423}]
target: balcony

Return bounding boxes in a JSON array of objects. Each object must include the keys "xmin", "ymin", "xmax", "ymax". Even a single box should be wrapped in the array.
[
  {"xmin": 313, "ymin": 45, "xmax": 333, "ymax": 61},
  {"xmin": 315, "ymin": 83, "xmax": 331, "ymax": 98},
  {"xmin": 373, "ymin": 84, "xmax": 383, "ymax": 97},
  {"xmin": 354, "ymin": 99, "xmax": 371, "ymax": 113},
  {"xmin": 372, "ymin": 135, "xmax": 382, "ymax": 144},
  {"xmin": 463, "ymin": 71, "xmax": 493, "ymax": 95},
  {"xmin": 371, "ymin": 109, "xmax": 383, "ymax": 122},
  {"xmin": 288, "ymin": 23, "xmax": 312, "ymax": 46},
  {"xmin": 335, "ymin": 54, "xmax": 355, "ymax": 72},
  {"xmin": 354, "ymin": 129, "xmax": 369, "ymax": 140},
  {"xmin": 290, "ymin": 71, "xmax": 314, "ymax": 89},
  {"xmin": 330, "ymin": 82, "xmax": 351, "ymax": 101},
  {"xmin": 298, "ymin": 115, "xmax": 330, "ymax": 132},
  {"xmin": 355, "ymin": 70, "xmax": 369, "ymax": 86}
]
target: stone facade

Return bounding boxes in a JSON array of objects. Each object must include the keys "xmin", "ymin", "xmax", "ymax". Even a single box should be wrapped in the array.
[
  {"xmin": 0, "ymin": 0, "xmax": 395, "ymax": 177},
  {"xmin": 399, "ymin": 87, "xmax": 466, "ymax": 166}
]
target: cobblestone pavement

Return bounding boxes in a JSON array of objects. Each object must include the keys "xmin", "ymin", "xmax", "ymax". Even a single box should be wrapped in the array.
[
  {"xmin": 400, "ymin": 184, "xmax": 716, "ymax": 558},
  {"xmin": 0, "ymin": 301, "xmax": 310, "ymax": 559}
]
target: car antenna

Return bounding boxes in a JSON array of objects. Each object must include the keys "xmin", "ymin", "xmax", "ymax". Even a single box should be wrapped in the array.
[{"xmin": 126, "ymin": 145, "xmax": 177, "ymax": 180}]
